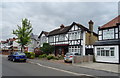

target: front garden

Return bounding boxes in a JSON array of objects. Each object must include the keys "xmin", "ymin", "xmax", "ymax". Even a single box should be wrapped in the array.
[{"xmin": 24, "ymin": 43, "xmax": 64, "ymax": 61}]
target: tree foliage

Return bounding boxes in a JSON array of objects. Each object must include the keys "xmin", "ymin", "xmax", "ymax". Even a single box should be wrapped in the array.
[
  {"xmin": 13, "ymin": 18, "xmax": 33, "ymax": 52},
  {"xmin": 40, "ymin": 43, "xmax": 54, "ymax": 55}
]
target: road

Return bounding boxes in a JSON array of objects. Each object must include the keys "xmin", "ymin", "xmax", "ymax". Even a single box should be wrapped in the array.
[{"xmin": 2, "ymin": 55, "xmax": 120, "ymax": 78}]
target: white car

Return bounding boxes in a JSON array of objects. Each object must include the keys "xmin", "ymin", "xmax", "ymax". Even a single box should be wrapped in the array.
[{"xmin": 64, "ymin": 52, "xmax": 79, "ymax": 63}]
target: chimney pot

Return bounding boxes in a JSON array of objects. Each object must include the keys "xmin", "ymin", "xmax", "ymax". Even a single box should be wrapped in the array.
[{"xmin": 60, "ymin": 24, "xmax": 64, "ymax": 28}]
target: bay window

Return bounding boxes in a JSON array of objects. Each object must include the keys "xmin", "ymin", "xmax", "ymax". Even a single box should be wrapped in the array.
[{"xmin": 96, "ymin": 47, "xmax": 115, "ymax": 57}]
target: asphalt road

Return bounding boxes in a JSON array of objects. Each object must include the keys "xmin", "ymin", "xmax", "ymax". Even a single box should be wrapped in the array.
[
  {"xmin": 2, "ymin": 55, "xmax": 120, "ymax": 78},
  {"xmin": 2, "ymin": 57, "xmax": 77, "ymax": 76}
]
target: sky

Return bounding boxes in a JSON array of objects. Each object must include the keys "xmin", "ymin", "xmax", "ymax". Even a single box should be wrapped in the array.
[{"xmin": 1, "ymin": 1, "xmax": 119, "ymax": 41}]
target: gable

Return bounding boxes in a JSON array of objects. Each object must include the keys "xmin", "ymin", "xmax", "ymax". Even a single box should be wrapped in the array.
[{"xmin": 69, "ymin": 25, "xmax": 81, "ymax": 31}]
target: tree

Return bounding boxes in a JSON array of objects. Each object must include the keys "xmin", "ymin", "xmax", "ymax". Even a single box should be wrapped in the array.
[
  {"xmin": 40, "ymin": 43, "xmax": 54, "ymax": 55},
  {"xmin": 13, "ymin": 18, "xmax": 33, "ymax": 52}
]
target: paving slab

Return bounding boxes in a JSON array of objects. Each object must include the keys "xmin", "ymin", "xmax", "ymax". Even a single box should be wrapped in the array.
[{"xmin": 73, "ymin": 62, "xmax": 119, "ymax": 73}]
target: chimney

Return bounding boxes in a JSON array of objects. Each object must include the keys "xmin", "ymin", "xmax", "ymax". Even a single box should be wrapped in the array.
[
  {"xmin": 60, "ymin": 24, "xmax": 64, "ymax": 29},
  {"xmin": 13, "ymin": 37, "xmax": 15, "ymax": 39},
  {"xmin": 88, "ymin": 20, "xmax": 94, "ymax": 32}
]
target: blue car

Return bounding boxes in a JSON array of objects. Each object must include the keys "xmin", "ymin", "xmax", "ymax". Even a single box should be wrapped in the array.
[{"xmin": 8, "ymin": 52, "xmax": 27, "ymax": 62}]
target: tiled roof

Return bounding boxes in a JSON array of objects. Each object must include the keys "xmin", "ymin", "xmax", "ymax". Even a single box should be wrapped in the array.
[
  {"xmin": 1, "ymin": 41, "xmax": 8, "ymax": 44},
  {"xmin": 48, "ymin": 22, "xmax": 98, "ymax": 36},
  {"xmin": 9, "ymin": 38, "xmax": 16, "ymax": 41},
  {"xmin": 99, "ymin": 15, "xmax": 120, "ymax": 29}
]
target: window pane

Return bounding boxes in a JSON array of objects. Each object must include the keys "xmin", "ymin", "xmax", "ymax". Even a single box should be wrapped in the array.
[
  {"xmin": 110, "ymin": 47, "xmax": 114, "ymax": 56},
  {"xmin": 115, "ymin": 34, "xmax": 118, "ymax": 39},
  {"xmin": 97, "ymin": 48, "xmax": 100, "ymax": 56},
  {"xmin": 99, "ymin": 31, "xmax": 102, "ymax": 35},
  {"xmin": 101, "ymin": 50, "xmax": 105, "ymax": 56},
  {"xmin": 99, "ymin": 36, "xmax": 102, "ymax": 40},
  {"xmin": 106, "ymin": 50, "xmax": 109, "ymax": 56}
]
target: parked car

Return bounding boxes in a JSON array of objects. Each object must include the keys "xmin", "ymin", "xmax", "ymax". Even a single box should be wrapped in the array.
[
  {"xmin": 8, "ymin": 52, "xmax": 27, "ymax": 62},
  {"xmin": 64, "ymin": 52, "xmax": 79, "ymax": 63}
]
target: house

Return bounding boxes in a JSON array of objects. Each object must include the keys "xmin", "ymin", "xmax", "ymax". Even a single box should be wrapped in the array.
[
  {"xmin": 46, "ymin": 20, "xmax": 98, "ymax": 56},
  {"xmin": 0, "ymin": 40, "xmax": 9, "ymax": 52},
  {"xmin": 27, "ymin": 33, "xmax": 39, "ymax": 52},
  {"xmin": 0, "ymin": 37, "xmax": 20, "ymax": 52},
  {"xmin": 94, "ymin": 15, "xmax": 120, "ymax": 63},
  {"xmin": 8, "ymin": 37, "xmax": 20, "ymax": 51},
  {"xmin": 38, "ymin": 31, "xmax": 49, "ymax": 47}
]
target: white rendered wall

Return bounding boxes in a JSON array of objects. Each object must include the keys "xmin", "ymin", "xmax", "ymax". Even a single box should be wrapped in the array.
[{"xmin": 94, "ymin": 45, "xmax": 119, "ymax": 63}]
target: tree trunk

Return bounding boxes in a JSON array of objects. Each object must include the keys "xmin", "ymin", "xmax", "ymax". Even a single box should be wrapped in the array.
[{"xmin": 21, "ymin": 45, "xmax": 24, "ymax": 52}]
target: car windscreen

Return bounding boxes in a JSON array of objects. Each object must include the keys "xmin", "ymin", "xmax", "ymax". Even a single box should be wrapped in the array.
[
  {"xmin": 66, "ymin": 53, "xmax": 73, "ymax": 56},
  {"xmin": 17, "ymin": 53, "xmax": 26, "ymax": 55}
]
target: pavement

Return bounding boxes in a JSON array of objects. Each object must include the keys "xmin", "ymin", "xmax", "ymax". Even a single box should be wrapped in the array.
[
  {"xmin": 73, "ymin": 62, "xmax": 119, "ymax": 73},
  {"xmin": 27, "ymin": 58, "xmax": 119, "ymax": 76},
  {"xmin": 43, "ymin": 58, "xmax": 119, "ymax": 73}
]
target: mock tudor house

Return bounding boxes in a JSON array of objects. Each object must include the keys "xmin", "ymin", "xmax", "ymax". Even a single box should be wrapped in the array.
[
  {"xmin": 47, "ymin": 20, "xmax": 98, "ymax": 56},
  {"xmin": 38, "ymin": 31, "xmax": 49, "ymax": 47},
  {"xmin": 94, "ymin": 15, "xmax": 120, "ymax": 63}
]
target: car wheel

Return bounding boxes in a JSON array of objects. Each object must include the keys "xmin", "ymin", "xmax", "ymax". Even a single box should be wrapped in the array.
[
  {"xmin": 23, "ymin": 60, "xmax": 26, "ymax": 62},
  {"xmin": 64, "ymin": 60, "xmax": 67, "ymax": 63},
  {"xmin": 12, "ymin": 59, "xmax": 16, "ymax": 62}
]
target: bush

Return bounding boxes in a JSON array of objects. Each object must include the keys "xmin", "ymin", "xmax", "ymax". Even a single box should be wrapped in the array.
[
  {"xmin": 34, "ymin": 50, "xmax": 43, "ymax": 57},
  {"xmin": 24, "ymin": 52, "xmax": 35, "ymax": 59},
  {"xmin": 39, "ymin": 54, "xmax": 47, "ymax": 58},
  {"xmin": 47, "ymin": 55, "xmax": 54, "ymax": 60}
]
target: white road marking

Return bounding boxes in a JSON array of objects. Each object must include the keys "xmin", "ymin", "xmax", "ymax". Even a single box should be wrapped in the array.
[{"xmin": 36, "ymin": 63, "xmax": 94, "ymax": 77}]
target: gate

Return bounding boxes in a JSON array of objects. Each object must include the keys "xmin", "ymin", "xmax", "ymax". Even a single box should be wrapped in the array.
[{"xmin": 85, "ymin": 48, "xmax": 93, "ymax": 55}]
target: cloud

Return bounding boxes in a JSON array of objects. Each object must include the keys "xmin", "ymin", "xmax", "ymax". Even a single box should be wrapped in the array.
[{"xmin": 1, "ymin": 2, "xmax": 118, "ymax": 40}]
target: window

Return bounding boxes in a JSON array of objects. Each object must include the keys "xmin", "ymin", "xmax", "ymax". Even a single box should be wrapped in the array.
[
  {"xmin": 110, "ymin": 47, "xmax": 114, "ymax": 56},
  {"xmin": 96, "ymin": 47, "xmax": 115, "ymax": 57},
  {"xmin": 69, "ymin": 46, "xmax": 81, "ymax": 54},
  {"xmin": 99, "ymin": 36, "xmax": 102, "ymax": 40},
  {"xmin": 69, "ymin": 31, "xmax": 81, "ymax": 40},
  {"xmin": 59, "ymin": 34, "xmax": 65, "ymax": 41},
  {"xmin": 115, "ymin": 28, "xmax": 118, "ymax": 33},
  {"xmin": 48, "ymin": 36, "xmax": 54, "ymax": 42},
  {"xmin": 103, "ymin": 29, "xmax": 114, "ymax": 39},
  {"xmin": 97, "ymin": 48, "xmax": 100, "ymax": 56},
  {"xmin": 101, "ymin": 50, "xmax": 105, "ymax": 56},
  {"xmin": 99, "ymin": 30, "xmax": 102, "ymax": 35},
  {"xmin": 115, "ymin": 34, "xmax": 118, "ymax": 39},
  {"xmin": 106, "ymin": 50, "xmax": 109, "ymax": 56}
]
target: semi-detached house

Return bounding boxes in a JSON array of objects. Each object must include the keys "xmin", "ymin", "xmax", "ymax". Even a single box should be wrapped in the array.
[
  {"xmin": 94, "ymin": 15, "xmax": 120, "ymax": 63},
  {"xmin": 39, "ymin": 20, "xmax": 98, "ymax": 56}
]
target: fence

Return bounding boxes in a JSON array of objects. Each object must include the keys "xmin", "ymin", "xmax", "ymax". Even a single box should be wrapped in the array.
[{"xmin": 73, "ymin": 55, "xmax": 93, "ymax": 64}]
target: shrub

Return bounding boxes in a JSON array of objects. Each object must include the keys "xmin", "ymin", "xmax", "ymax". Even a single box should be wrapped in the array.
[
  {"xmin": 24, "ymin": 52, "xmax": 35, "ymax": 59},
  {"xmin": 34, "ymin": 50, "xmax": 43, "ymax": 57},
  {"xmin": 47, "ymin": 55, "xmax": 54, "ymax": 60},
  {"xmin": 39, "ymin": 54, "xmax": 47, "ymax": 58}
]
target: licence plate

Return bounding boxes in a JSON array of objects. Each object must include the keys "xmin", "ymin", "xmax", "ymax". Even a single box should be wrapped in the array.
[
  {"xmin": 66, "ymin": 59, "xmax": 69, "ymax": 61},
  {"xmin": 20, "ymin": 59, "xmax": 24, "ymax": 60}
]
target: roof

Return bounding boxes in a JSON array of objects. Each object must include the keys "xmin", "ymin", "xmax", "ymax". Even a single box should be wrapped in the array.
[
  {"xmin": 9, "ymin": 38, "xmax": 16, "ymax": 41},
  {"xmin": 31, "ymin": 33, "xmax": 38, "ymax": 41},
  {"xmin": 48, "ymin": 22, "xmax": 98, "ymax": 36},
  {"xmin": 99, "ymin": 15, "xmax": 120, "ymax": 29},
  {"xmin": 94, "ymin": 39, "xmax": 120, "ymax": 45},
  {"xmin": 1, "ymin": 41, "xmax": 8, "ymax": 44},
  {"xmin": 38, "ymin": 31, "xmax": 49, "ymax": 38}
]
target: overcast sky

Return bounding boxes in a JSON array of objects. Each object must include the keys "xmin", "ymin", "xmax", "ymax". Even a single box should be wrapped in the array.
[{"xmin": 1, "ymin": 2, "xmax": 119, "ymax": 40}]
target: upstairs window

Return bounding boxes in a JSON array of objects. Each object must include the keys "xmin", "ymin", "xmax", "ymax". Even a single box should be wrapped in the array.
[
  {"xmin": 48, "ymin": 36, "xmax": 54, "ymax": 42},
  {"xmin": 103, "ymin": 29, "xmax": 114, "ymax": 40}
]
